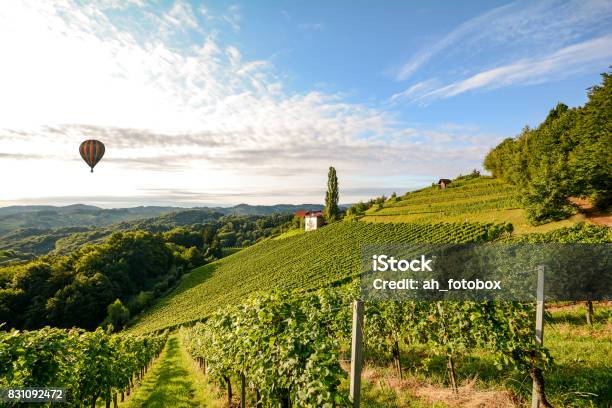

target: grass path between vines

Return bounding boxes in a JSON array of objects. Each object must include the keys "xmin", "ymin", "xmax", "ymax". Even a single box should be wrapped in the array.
[{"xmin": 122, "ymin": 334, "xmax": 222, "ymax": 408}]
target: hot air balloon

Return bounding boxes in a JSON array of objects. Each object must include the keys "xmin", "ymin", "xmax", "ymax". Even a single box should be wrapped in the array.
[{"xmin": 79, "ymin": 140, "xmax": 105, "ymax": 172}]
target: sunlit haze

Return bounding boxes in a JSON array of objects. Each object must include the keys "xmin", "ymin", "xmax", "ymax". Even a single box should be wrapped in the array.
[{"xmin": 1, "ymin": 0, "xmax": 611, "ymax": 207}]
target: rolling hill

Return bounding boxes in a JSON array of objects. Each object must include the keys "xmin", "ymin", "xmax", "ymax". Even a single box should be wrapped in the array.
[
  {"xmin": 127, "ymin": 220, "xmax": 507, "ymax": 334},
  {"xmin": 127, "ymin": 175, "xmax": 609, "ymax": 335},
  {"xmin": 0, "ymin": 203, "xmax": 324, "ymax": 234},
  {"xmin": 0, "ymin": 204, "xmax": 324, "ymax": 258},
  {"xmin": 0, "ymin": 205, "xmax": 177, "ymax": 234},
  {"xmin": 361, "ymin": 176, "xmax": 587, "ymax": 234}
]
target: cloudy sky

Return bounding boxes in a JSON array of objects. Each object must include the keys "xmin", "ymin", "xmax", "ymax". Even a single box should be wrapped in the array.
[{"xmin": 1, "ymin": 0, "xmax": 611, "ymax": 207}]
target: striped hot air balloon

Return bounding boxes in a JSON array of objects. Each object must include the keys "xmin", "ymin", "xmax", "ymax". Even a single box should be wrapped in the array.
[{"xmin": 79, "ymin": 140, "xmax": 105, "ymax": 173}]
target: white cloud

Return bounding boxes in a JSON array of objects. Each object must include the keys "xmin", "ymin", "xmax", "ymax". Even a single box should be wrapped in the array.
[
  {"xmin": 223, "ymin": 5, "xmax": 241, "ymax": 31},
  {"xmin": 394, "ymin": 35, "xmax": 612, "ymax": 103},
  {"xmin": 0, "ymin": 0, "xmax": 497, "ymax": 206},
  {"xmin": 198, "ymin": 4, "xmax": 241, "ymax": 31},
  {"xmin": 394, "ymin": 8, "xmax": 502, "ymax": 82},
  {"xmin": 397, "ymin": 0, "xmax": 612, "ymax": 81},
  {"xmin": 393, "ymin": 0, "xmax": 612, "ymax": 102},
  {"xmin": 390, "ymin": 79, "xmax": 439, "ymax": 102},
  {"xmin": 298, "ymin": 22, "xmax": 325, "ymax": 32},
  {"xmin": 165, "ymin": 0, "xmax": 199, "ymax": 29},
  {"xmin": 0, "ymin": 1, "xmax": 260, "ymax": 132}
]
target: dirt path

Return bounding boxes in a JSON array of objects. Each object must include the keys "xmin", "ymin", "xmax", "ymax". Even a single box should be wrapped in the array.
[{"xmin": 568, "ymin": 197, "xmax": 612, "ymax": 227}]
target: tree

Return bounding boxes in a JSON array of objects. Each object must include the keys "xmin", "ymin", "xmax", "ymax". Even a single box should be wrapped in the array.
[
  {"xmin": 483, "ymin": 70, "xmax": 612, "ymax": 223},
  {"xmin": 324, "ymin": 166, "xmax": 339, "ymax": 222},
  {"xmin": 182, "ymin": 246, "xmax": 204, "ymax": 269},
  {"xmin": 106, "ymin": 299, "xmax": 130, "ymax": 330}
]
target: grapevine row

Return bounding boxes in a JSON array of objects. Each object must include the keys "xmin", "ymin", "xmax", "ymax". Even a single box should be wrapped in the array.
[
  {"xmin": 0, "ymin": 327, "xmax": 167, "ymax": 407},
  {"xmin": 129, "ymin": 221, "xmax": 508, "ymax": 334},
  {"xmin": 182, "ymin": 285, "xmax": 551, "ymax": 407},
  {"xmin": 183, "ymin": 288, "xmax": 352, "ymax": 407},
  {"xmin": 374, "ymin": 195, "xmax": 520, "ymax": 216}
]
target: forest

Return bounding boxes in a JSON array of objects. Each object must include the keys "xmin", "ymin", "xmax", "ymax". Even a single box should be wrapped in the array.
[
  {"xmin": 0, "ymin": 212, "xmax": 293, "ymax": 331},
  {"xmin": 484, "ymin": 70, "xmax": 611, "ymax": 223}
]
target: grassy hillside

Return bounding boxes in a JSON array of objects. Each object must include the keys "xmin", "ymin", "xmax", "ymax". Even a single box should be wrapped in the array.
[
  {"xmin": 128, "ymin": 221, "xmax": 505, "ymax": 334},
  {"xmin": 362, "ymin": 176, "xmax": 586, "ymax": 234},
  {"xmin": 128, "ymin": 176, "xmax": 607, "ymax": 335}
]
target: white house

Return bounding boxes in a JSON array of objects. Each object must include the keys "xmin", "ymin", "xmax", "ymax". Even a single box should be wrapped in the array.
[{"xmin": 295, "ymin": 210, "xmax": 325, "ymax": 231}]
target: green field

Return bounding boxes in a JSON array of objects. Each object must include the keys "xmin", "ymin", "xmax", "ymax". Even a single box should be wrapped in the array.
[
  {"xmin": 361, "ymin": 177, "xmax": 586, "ymax": 234},
  {"xmin": 369, "ymin": 178, "xmax": 520, "ymax": 215},
  {"xmin": 128, "ymin": 221, "xmax": 505, "ymax": 334}
]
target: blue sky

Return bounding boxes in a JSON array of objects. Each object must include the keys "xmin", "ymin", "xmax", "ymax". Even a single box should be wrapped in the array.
[
  {"xmin": 245, "ymin": 0, "xmax": 610, "ymax": 131},
  {"xmin": 0, "ymin": 0, "xmax": 611, "ymax": 206}
]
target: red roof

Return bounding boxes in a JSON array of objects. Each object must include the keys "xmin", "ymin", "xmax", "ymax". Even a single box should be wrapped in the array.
[{"xmin": 295, "ymin": 210, "xmax": 323, "ymax": 218}]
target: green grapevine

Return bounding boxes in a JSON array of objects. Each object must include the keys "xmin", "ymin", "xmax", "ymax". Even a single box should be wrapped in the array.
[{"xmin": 0, "ymin": 327, "xmax": 167, "ymax": 407}]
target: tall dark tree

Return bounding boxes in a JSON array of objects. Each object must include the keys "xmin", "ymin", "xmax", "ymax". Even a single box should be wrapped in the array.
[
  {"xmin": 105, "ymin": 298, "xmax": 130, "ymax": 330},
  {"xmin": 324, "ymin": 166, "xmax": 339, "ymax": 222}
]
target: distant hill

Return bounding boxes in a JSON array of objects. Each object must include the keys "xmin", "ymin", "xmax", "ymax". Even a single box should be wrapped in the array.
[
  {"xmin": 0, "ymin": 204, "xmax": 101, "ymax": 216},
  {"xmin": 0, "ymin": 204, "xmax": 323, "ymax": 258},
  {"xmin": 221, "ymin": 203, "xmax": 324, "ymax": 216},
  {"xmin": 0, "ymin": 205, "xmax": 178, "ymax": 234},
  {"xmin": 0, "ymin": 203, "xmax": 323, "ymax": 235}
]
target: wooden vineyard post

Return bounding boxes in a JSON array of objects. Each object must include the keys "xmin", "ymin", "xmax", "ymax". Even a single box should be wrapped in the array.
[
  {"xmin": 532, "ymin": 265, "xmax": 545, "ymax": 408},
  {"xmin": 350, "ymin": 299, "xmax": 364, "ymax": 408},
  {"xmin": 240, "ymin": 373, "xmax": 246, "ymax": 408}
]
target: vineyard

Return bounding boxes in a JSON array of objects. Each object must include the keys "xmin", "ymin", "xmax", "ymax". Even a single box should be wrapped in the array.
[
  {"xmin": 127, "ymin": 221, "xmax": 509, "ymax": 334},
  {"xmin": 365, "ymin": 178, "xmax": 519, "ymax": 216},
  {"xmin": 1, "ymin": 183, "xmax": 610, "ymax": 406},
  {"xmin": 181, "ymin": 287, "xmax": 551, "ymax": 407},
  {"xmin": 360, "ymin": 177, "xmax": 583, "ymax": 234},
  {"xmin": 0, "ymin": 328, "xmax": 167, "ymax": 407},
  {"xmin": 127, "ymin": 220, "xmax": 609, "ymax": 406},
  {"xmin": 0, "ymin": 222, "xmax": 608, "ymax": 406}
]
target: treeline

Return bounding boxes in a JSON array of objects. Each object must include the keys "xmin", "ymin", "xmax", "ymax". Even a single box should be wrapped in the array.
[
  {"xmin": 345, "ymin": 194, "xmax": 395, "ymax": 217},
  {"xmin": 484, "ymin": 71, "xmax": 612, "ymax": 223},
  {"xmin": 0, "ymin": 231, "xmax": 180, "ymax": 331},
  {"xmin": 213, "ymin": 214, "xmax": 294, "ymax": 247},
  {"xmin": 0, "ymin": 214, "xmax": 293, "ymax": 331},
  {"xmin": 0, "ymin": 211, "xmax": 294, "ymax": 259}
]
